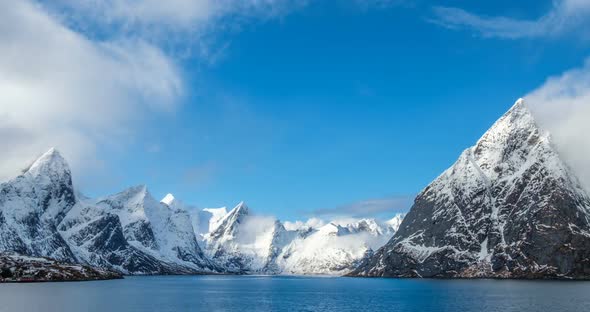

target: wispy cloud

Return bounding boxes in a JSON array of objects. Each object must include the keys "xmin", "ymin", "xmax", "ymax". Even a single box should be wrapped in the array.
[
  {"xmin": 309, "ymin": 196, "xmax": 413, "ymax": 219},
  {"xmin": 0, "ymin": 1, "xmax": 181, "ymax": 181},
  {"xmin": 0, "ymin": 0, "xmax": 309, "ymax": 182},
  {"xmin": 183, "ymin": 162, "xmax": 219, "ymax": 187},
  {"xmin": 354, "ymin": 0, "xmax": 413, "ymax": 10},
  {"xmin": 45, "ymin": 0, "xmax": 309, "ymax": 39},
  {"xmin": 431, "ymin": 0, "xmax": 590, "ymax": 39}
]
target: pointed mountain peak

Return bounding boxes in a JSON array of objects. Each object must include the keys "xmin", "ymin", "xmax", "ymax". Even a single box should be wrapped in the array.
[
  {"xmin": 234, "ymin": 201, "xmax": 249, "ymax": 213},
  {"xmin": 130, "ymin": 184, "xmax": 148, "ymax": 194},
  {"xmin": 473, "ymin": 98, "xmax": 540, "ymax": 157},
  {"xmin": 161, "ymin": 193, "xmax": 176, "ymax": 206},
  {"xmin": 209, "ymin": 201, "xmax": 250, "ymax": 238},
  {"xmin": 504, "ymin": 98, "xmax": 532, "ymax": 118},
  {"xmin": 100, "ymin": 184, "xmax": 154, "ymax": 209},
  {"xmin": 386, "ymin": 214, "xmax": 405, "ymax": 232},
  {"xmin": 24, "ymin": 147, "xmax": 71, "ymax": 178},
  {"xmin": 116, "ymin": 184, "xmax": 149, "ymax": 200}
]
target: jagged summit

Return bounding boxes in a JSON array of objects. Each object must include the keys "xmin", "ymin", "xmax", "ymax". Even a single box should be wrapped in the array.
[
  {"xmin": 24, "ymin": 147, "xmax": 71, "ymax": 179},
  {"xmin": 208, "ymin": 202, "xmax": 250, "ymax": 239}
]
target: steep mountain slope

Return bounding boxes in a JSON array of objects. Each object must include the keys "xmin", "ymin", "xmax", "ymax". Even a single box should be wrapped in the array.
[
  {"xmin": 59, "ymin": 186, "xmax": 217, "ymax": 274},
  {"xmin": 0, "ymin": 149, "xmax": 77, "ymax": 262},
  {"xmin": 350, "ymin": 99, "xmax": 590, "ymax": 279}
]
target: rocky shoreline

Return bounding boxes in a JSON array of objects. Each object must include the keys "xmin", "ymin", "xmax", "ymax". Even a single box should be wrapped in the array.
[{"xmin": 0, "ymin": 253, "xmax": 123, "ymax": 283}]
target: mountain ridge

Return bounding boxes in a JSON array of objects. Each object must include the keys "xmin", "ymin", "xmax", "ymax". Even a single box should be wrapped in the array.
[
  {"xmin": 349, "ymin": 99, "xmax": 590, "ymax": 279},
  {"xmin": 1, "ymin": 150, "xmax": 400, "ymax": 276}
]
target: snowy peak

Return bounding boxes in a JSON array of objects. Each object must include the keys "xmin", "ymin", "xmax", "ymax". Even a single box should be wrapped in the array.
[
  {"xmin": 24, "ymin": 148, "xmax": 71, "ymax": 180},
  {"xmin": 385, "ymin": 214, "xmax": 404, "ymax": 232},
  {"xmin": 160, "ymin": 193, "xmax": 187, "ymax": 212},
  {"xmin": 350, "ymin": 98, "xmax": 590, "ymax": 279},
  {"xmin": 233, "ymin": 201, "xmax": 249, "ymax": 215},
  {"xmin": 0, "ymin": 147, "xmax": 77, "ymax": 262},
  {"xmin": 224, "ymin": 201, "xmax": 250, "ymax": 223},
  {"xmin": 161, "ymin": 193, "xmax": 176, "ymax": 206},
  {"xmin": 107, "ymin": 185, "xmax": 149, "ymax": 204},
  {"xmin": 209, "ymin": 202, "xmax": 249, "ymax": 239}
]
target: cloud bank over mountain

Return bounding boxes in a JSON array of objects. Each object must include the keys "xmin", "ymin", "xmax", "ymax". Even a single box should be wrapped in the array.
[
  {"xmin": 526, "ymin": 59, "xmax": 590, "ymax": 192},
  {"xmin": 0, "ymin": 1, "xmax": 182, "ymax": 181}
]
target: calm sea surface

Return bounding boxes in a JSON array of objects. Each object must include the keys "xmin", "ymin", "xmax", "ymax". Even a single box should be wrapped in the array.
[{"xmin": 1, "ymin": 275, "xmax": 589, "ymax": 312}]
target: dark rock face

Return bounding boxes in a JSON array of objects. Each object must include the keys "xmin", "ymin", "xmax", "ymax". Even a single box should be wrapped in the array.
[{"xmin": 349, "ymin": 100, "xmax": 590, "ymax": 279}]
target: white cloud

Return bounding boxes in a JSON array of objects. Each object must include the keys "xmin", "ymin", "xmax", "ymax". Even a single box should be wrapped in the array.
[
  {"xmin": 0, "ymin": 0, "xmax": 182, "ymax": 181},
  {"xmin": 432, "ymin": 0, "xmax": 590, "ymax": 39},
  {"xmin": 0, "ymin": 0, "xmax": 314, "ymax": 183},
  {"xmin": 47, "ymin": 0, "xmax": 309, "ymax": 38},
  {"xmin": 283, "ymin": 218, "xmax": 325, "ymax": 231},
  {"xmin": 526, "ymin": 59, "xmax": 590, "ymax": 191}
]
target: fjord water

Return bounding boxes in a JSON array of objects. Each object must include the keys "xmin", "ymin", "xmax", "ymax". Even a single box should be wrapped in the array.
[{"xmin": 1, "ymin": 276, "xmax": 589, "ymax": 312}]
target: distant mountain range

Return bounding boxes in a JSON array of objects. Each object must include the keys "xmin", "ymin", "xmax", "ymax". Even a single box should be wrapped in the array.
[
  {"xmin": 3, "ymin": 98, "xmax": 589, "ymax": 280},
  {"xmin": 0, "ymin": 149, "xmax": 401, "ymax": 276},
  {"xmin": 349, "ymin": 100, "xmax": 590, "ymax": 279}
]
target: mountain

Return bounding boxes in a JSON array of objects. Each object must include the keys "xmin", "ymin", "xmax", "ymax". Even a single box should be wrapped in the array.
[
  {"xmin": 349, "ymin": 99, "xmax": 590, "ymax": 279},
  {"xmin": 0, "ymin": 149, "xmax": 218, "ymax": 275},
  {"xmin": 59, "ymin": 186, "xmax": 217, "ymax": 274},
  {"xmin": 0, "ymin": 148, "xmax": 77, "ymax": 262},
  {"xmin": 277, "ymin": 220, "xmax": 395, "ymax": 275},
  {"xmin": 198, "ymin": 202, "xmax": 399, "ymax": 275},
  {"xmin": 0, "ymin": 148, "xmax": 402, "ymax": 276},
  {"xmin": 201, "ymin": 202, "xmax": 289, "ymax": 273}
]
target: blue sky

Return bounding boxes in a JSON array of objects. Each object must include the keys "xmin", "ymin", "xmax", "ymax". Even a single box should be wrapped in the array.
[{"xmin": 2, "ymin": 0, "xmax": 590, "ymax": 220}]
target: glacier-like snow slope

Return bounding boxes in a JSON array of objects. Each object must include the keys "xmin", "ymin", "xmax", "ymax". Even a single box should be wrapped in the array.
[{"xmin": 350, "ymin": 99, "xmax": 590, "ymax": 279}]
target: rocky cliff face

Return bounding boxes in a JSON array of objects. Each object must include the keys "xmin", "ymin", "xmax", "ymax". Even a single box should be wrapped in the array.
[{"xmin": 349, "ymin": 99, "xmax": 590, "ymax": 279}]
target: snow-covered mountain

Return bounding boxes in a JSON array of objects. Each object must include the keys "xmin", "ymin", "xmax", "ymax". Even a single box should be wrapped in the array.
[
  {"xmin": 60, "ymin": 186, "xmax": 217, "ymax": 274},
  {"xmin": 0, "ymin": 148, "xmax": 402, "ymax": 276},
  {"xmin": 0, "ymin": 148, "xmax": 77, "ymax": 262},
  {"xmin": 0, "ymin": 149, "xmax": 217, "ymax": 275},
  {"xmin": 350, "ymin": 99, "xmax": 590, "ymax": 279},
  {"xmin": 276, "ymin": 220, "xmax": 395, "ymax": 275},
  {"xmin": 195, "ymin": 201, "xmax": 402, "ymax": 275}
]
